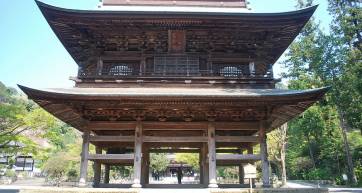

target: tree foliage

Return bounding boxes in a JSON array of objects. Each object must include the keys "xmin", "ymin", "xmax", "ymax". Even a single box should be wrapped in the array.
[
  {"xmin": 175, "ymin": 153, "xmax": 200, "ymax": 171},
  {"xmin": 150, "ymin": 153, "xmax": 169, "ymax": 173},
  {"xmin": 280, "ymin": 0, "xmax": 362, "ymax": 185}
]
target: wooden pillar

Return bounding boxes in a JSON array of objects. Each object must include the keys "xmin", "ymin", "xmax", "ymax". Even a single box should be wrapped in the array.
[
  {"xmin": 239, "ymin": 164, "xmax": 245, "ymax": 185},
  {"xmin": 247, "ymin": 146, "xmax": 253, "ymax": 154},
  {"xmin": 238, "ymin": 148, "xmax": 244, "ymax": 185},
  {"xmin": 132, "ymin": 121, "xmax": 143, "ymax": 188},
  {"xmin": 199, "ymin": 147, "xmax": 203, "ymax": 185},
  {"xmin": 141, "ymin": 146, "xmax": 149, "ymax": 185},
  {"xmin": 207, "ymin": 123, "xmax": 218, "ymax": 188},
  {"xmin": 104, "ymin": 164, "xmax": 110, "ymax": 184},
  {"xmin": 200, "ymin": 142, "xmax": 209, "ymax": 187},
  {"xmin": 260, "ymin": 121, "xmax": 270, "ymax": 187},
  {"xmin": 79, "ymin": 130, "xmax": 90, "ymax": 187},
  {"xmin": 96, "ymin": 57, "xmax": 103, "ymax": 76},
  {"xmin": 93, "ymin": 147, "xmax": 102, "ymax": 187}
]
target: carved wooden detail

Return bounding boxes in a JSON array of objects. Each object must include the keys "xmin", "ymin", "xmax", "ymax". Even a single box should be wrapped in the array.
[{"xmin": 82, "ymin": 108, "xmax": 267, "ymax": 122}]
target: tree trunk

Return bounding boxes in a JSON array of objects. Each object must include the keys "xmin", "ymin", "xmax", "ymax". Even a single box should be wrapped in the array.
[
  {"xmin": 306, "ymin": 135, "xmax": 316, "ymax": 169},
  {"xmin": 280, "ymin": 124, "xmax": 287, "ymax": 186},
  {"xmin": 338, "ymin": 110, "xmax": 357, "ymax": 184}
]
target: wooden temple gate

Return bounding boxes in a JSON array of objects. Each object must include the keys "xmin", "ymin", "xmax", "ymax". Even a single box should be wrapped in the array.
[{"xmin": 20, "ymin": 0, "xmax": 329, "ymax": 188}]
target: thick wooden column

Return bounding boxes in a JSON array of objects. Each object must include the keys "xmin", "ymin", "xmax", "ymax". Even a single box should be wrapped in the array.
[
  {"xmin": 239, "ymin": 164, "xmax": 245, "ymax": 185},
  {"xmin": 141, "ymin": 146, "xmax": 149, "ymax": 185},
  {"xmin": 247, "ymin": 146, "xmax": 253, "ymax": 154},
  {"xmin": 93, "ymin": 147, "xmax": 102, "ymax": 187},
  {"xmin": 259, "ymin": 121, "xmax": 270, "ymax": 187},
  {"xmin": 104, "ymin": 164, "xmax": 110, "ymax": 184},
  {"xmin": 238, "ymin": 148, "xmax": 245, "ymax": 185},
  {"xmin": 207, "ymin": 123, "xmax": 218, "ymax": 188},
  {"xmin": 132, "ymin": 121, "xmax": 143, "ymax": 188},
  {"xmin": 79, "ymin": 130, "xmax": 90, "ymax": 187}
]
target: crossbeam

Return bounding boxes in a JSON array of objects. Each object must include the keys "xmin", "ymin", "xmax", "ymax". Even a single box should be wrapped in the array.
[
  {"xmin": 143, "ymin": 136, "xmax": 208, "ymax": 143},
  {"xmin": 216, "ymin": 154, "xmax": 261, "ymax": 161},
  {"xmin": 89, "ymin": 135, "xmax": 134, "ymax": 142},
  {"xmin": 88, "ymin": 154, "xmax": 134, "ymax": 160},
  {"xmin": 215, "ymin": 136, "xmax": 258, "ymax": 143},
  {"xmin": 150, "ymin": 148, "xmax": 199, "ymax": 153},
  {"xmin": 87, "ymin": 121, "xmax": 259, "ymax": 131}
]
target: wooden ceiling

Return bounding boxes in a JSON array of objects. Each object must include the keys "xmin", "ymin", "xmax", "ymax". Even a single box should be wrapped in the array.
[{"xmin": 35, "ymin": 0, "xmax": 317, "ymax": 66}]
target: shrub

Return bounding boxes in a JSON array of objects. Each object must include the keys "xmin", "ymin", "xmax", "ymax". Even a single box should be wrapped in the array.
[{"xmin": 43, "ymin": 152, "xmax": 70, "ymax": 186}]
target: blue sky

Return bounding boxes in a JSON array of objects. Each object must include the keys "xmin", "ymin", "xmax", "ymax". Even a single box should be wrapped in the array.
[{"xmin": 0, "ymin": 0, "xmax": 331, "ymax": 89}]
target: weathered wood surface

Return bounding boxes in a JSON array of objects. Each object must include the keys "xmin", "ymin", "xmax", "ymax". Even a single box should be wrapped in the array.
[
  {"xmin": 216, "ymin": 154, "xmax": 261, "ymax": 161},
  {"xmin": 88, "ymin": 154, "xmax": 134, "ymax": 160},
  {"xmin": 79, "ymin": 130, "xmax": 90, "ymax": 187},
  {"xmin": 90, "ymin": 135, "xmax": 135, "ymax": 142},
  {"xmin": 215, "ymin": 136, "xmax": 258, "ymax": 143},
  {"xmin": 259, "ymin": 121, "xmax": 270, "ymax": 187},
  {"xmin": 208, "ymin": 123, "xmax": 218, "ymax": 188},
  {"xmin": 143, "ymin": 136, "xmax": 208, "ymax": 143},
  {"xmin": 132, "ymin": 122, "xmax": 142, "ymax": 188}
]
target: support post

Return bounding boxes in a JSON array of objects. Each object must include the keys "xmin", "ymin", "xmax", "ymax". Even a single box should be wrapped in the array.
[
  {"xmin": 259, "ymin": 121, "xmax": 270, "ymax": 187},
  {"xmin": 239, "ymin": 164, "xmax": 245, "ymax": 185},
  {"xmin": 201, "ymin": 143, "xmax": 209, "ymax": 187},
  {"xmin": 132, "ymin": 121, "xmax": 143, "ymax": 188},
  {"xmin": 79, "ymin": 130, "xmax": 90, "ymax": 187},
  {"xmin": 93, "ymin": 147, "xmax": 102, "ymax": 187},
  {"xmin": 238, "ymin": 147, "xmax": 244, "ymax": 185},
  {"xmin": 141, "ymin": 146, "xmax": 149, "ymax": 185},
  {"xmin": 104, "ymin": 164, "xmax": 110, "ymax": 184},
  {"xmin": 247, "ymin": 146, "xmax": 253, "ymax": 154},
  {"xmin": 199, "ymin": 147, "xmax": 203, "ymax": 185},
  {"xmin": 208, "ymin": 123, "xmax": 218, "ymax": 188}
]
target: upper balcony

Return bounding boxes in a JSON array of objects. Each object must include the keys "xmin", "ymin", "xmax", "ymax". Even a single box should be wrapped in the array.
[{"xmin": 73, "ymin": 55, "xmax": 276, "ymax": 88}]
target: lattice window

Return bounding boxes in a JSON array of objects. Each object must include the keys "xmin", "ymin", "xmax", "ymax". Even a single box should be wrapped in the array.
[
  {"xmin": 154, "ymin": 56, "xmax": 199, "ymax": 76},
  {"xmin": 219, "ymin": 66, "xmax": 243, "ymax": 77},
  {"xmin": 108, "ymin": 65, "xmax": 133, "ymax": 76}
]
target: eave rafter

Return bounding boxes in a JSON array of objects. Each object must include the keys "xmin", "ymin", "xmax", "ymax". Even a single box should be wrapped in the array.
[
  {"xmin": 35, "ymin": 0, "xmax": 317, "ymax": 66},
  {"xmin": 19, "ymin": 85, "xmax": 329, "ymax": 132}
]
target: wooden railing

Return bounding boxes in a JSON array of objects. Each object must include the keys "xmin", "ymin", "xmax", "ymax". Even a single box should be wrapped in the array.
[{"xmin": 77, "ymin": 56, "xmax": 273, "ymax": 79}]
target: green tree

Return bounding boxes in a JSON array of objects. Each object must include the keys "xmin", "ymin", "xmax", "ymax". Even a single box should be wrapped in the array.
[
  {"xmin": 43, "ymin": 152, "xmax": 72, "ymax": 186},
  {"xmin": 282, "ymin": 0, "xmax": 362, "ymax": 185},
  {"xmin": 150, "ymin": 153, "xmax": 169, "ymax": 173},
  {"xmin": 175, "ymin": 153, "xmax": 200, "ymax": 171}
]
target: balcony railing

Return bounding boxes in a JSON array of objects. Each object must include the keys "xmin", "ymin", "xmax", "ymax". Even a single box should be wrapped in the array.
[{"xmin": 78, "ymin": 56, "xmax": 273, "ymax": 79}]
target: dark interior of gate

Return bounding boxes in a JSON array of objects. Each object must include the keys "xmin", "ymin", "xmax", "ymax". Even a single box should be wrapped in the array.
[{"xmin": 19, "ymin": 0, "xmax": 330, "ymax": 188}]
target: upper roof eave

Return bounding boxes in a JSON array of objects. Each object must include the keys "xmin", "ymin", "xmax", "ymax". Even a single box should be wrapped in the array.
[{"xmin": 35, "ymin": 0, "xmax": 317, "ymax": 17}]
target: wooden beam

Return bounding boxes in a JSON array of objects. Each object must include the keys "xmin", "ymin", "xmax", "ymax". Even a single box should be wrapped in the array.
[
  {"xmin": 104, "ymin": 164, "xmax": 110, "ymax": 184},
  {"xmin": 260, "ymin": 121, "xmax": 270, "ymax": 187},
  {"xmin": 87, "ymin": 121, "xmax": 259, "ymax": 131},
  {"xmin": 143, "ymin": 136, "xmax": 208, "ymax": 143},
  {"xmin": 214, "ymin": 122, "xmax": 259, "ymax": 130},
  {"xmin": 88, "ymin": 154, "xmax": 134, "ymax": 161},
  {"xmin": 79, "ymin": 130, "xmax": 90, "ymax": 187},
  {"xmin": 132, "ymin": 121, "xmax": 142, "ymax": 188},
  {"xmin": 145, "ymin": 142, "xmax": 203, "ymax": 148},
  {"xmin": 215, "ymin": 136, "xmax": 258, "ymax": 143},
  {"xmin": 216, "ymin": 154, "xmax": 261, "ymax": 161},
  {"xmin": 216, "ymin": 149, "xmax": 240, "ymax": 153},
  {"xmin": 208, "ymin": 122, "xmax": 218, "ymax": 188},
  {"xmin": 93, "ymin": 147, "xmax": 102, "ymax": 187},
  {"xmin": 150, "ymin": 149, "xmax": 200, "ymax": 153},
  {"xmin": 143, "ymin": 122, "xmax": 207, "ymax": 130},
  {"xmin": 88, "ymin": 122, "xmax": 136, "ymax": 130},
  {"xmin": 90, "ymin": 135, "xmax": 134, "ymax": 142}
]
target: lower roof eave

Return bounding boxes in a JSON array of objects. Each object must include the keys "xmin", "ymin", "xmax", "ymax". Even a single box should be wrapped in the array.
[{"xmin": 18, "ymin": 85, "xmax": 330, "ymax": 102}]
